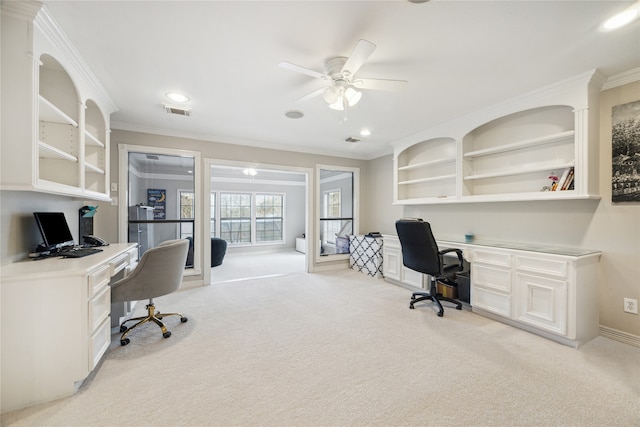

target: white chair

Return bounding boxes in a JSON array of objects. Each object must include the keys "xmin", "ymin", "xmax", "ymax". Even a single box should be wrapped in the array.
[{"xmin": 111, "ymin": 239, "xmax": 189, "ymax": 345}]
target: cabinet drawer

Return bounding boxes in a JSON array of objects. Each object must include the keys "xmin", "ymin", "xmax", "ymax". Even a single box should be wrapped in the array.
[
  {"xmin": 89, "ymin": 285, "xmax": 110, "ymax": 332},
  {"xmin": 87, "ymin": 264, "xmax": 111, "ymax": 296},
  {"xmin": 515, "ymin": 256, "xmax": 569, "ymax": 279},
  {"xmin": 126, "ymin": 246, "xmax": 138, "ymax": 263},
  {"xmin": 472, "ymin": 264, "xmax": 511, "ymax": 292},
  {"xmin": 89, "ymin": 317, "xmax": 111, "ymax": 371},
  {"xmin": 473, "ymin": 249, "xmax": 511, "ymax": 267},
  {"xmin": 110, "ymin": 253, "xmax": 129, "ymax": 276},
  {"xmin": 472, "ymin": 286, "xmax": 511, "ymax": 317}
]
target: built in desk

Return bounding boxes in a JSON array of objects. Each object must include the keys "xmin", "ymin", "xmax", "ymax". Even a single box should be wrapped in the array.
[
  {"xmin": 382, "ymin": 234, "xmax": 601, "ymax": 347},
  {"xmin": 1, "ymin": 243, "xmax": 138, "ymax": 413}
]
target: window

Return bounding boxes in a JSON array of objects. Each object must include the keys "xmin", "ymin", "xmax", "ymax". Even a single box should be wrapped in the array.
[
  {"xmin": 256, "ymin": 194, "xmax": 283, "ymax": 242},
  {"xmin": 219, "ymin": 193, "xmax": 252, "ymax": 244},
  {"xmin": 212, "ymin": 192, "xmax": 285, "ymax": 245},
  {"xmin": 179, "ymin": 190, "xmax": 194, "ymax": 239},
  {"xmin": 323, "ymin": 189, "xmax": 341, "ymax": 244}
]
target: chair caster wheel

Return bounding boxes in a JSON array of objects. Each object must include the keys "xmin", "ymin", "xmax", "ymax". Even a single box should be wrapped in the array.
[
  {"xmin": 409, "ymin": 304, "xmax": 415, "ymax": 309},
  {"xmin": 180, "ymin": 317, "xmax": 188, "ymax": 323},
  {"xmin": 456, "ymin": 305, "xmax": 462, "ymax": 310},
  {"xmin": 437, "ymin": 312, "xmax": 444, "ymax": 317},
  {"xmin": 120, "ymin": 325, "xmax": 127, "ymax": 333},
  {"xmin": 120, "ymin": 338, "xmax": 130, "ymax": 346},
  {"xmin": 163, "ymin": 331, "xmax": 172, "ymax": 339}
]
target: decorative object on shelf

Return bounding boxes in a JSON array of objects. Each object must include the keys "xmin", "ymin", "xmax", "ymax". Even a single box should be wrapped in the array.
[{"xmin": 612, "ymin": 100, "xmax": 640, "ymax": 203}]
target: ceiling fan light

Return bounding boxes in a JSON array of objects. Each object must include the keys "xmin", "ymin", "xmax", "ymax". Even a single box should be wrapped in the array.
[
  {"xmin": 328, "ymin": 96, "xmax": 344, "ymax": 110},
  {"xmin": 345, "ymin": 87, "xmax": 362, "ymax": 107},
  {"xmin": 323, "ymin": 87, "xmax": 340, "ymax": 104}
]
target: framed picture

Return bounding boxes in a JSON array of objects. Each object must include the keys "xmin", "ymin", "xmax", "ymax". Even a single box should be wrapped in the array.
[
  {"xmin": 147, "ymin": 189, "xmax": 166, "ymax": 219},
  {"xmin": 612, "ymin": 100, "xmax": 640, "ymax": 203}
]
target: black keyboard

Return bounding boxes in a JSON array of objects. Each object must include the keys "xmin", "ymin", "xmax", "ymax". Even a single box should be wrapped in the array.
[{"xmin": 61, "ymin": 248, "xmax": 103, "ymax": 258}]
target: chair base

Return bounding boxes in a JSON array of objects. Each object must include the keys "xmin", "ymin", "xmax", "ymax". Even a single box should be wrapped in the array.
[
  {"xmin": 118, "ymin": 302, "xmax": 188, "ymax": 346},
  {"xmin": 409, "ymin": 279, "xmax": 462, "ymax": 317}
]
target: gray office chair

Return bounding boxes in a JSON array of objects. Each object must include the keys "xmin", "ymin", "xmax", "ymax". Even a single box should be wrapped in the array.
[
  {"xmin": 111, "ymin": 239, "xmax": 189, "ymax": 345},
  {"xmin": 395, "ymin": 218, "xmax": 463, "ymax": 317}
]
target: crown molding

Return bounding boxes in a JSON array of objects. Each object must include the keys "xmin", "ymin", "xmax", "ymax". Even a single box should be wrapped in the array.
[
  {"xmin": 602, "ymin": 67, "xmax": 640, "ymax": 91},
  {"xmin": 1, "ymin": 0, "xmax": 41, "ymax": 21},
  {"xmin": 33, "ymin": 5, "xmax": 118, "ymax": 113},
  {"xmin": 111, "ymin": 121, "xmax": 373, "ymax": 161}
]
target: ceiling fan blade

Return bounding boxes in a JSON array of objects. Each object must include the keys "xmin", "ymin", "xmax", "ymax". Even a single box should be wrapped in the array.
[
  {"xmin": 341, "ymin": 39, "xmax": 376, "ymax": 77},
  {"xmin": 279, "ymin": 62, "xmax": 327, "ymax": 80},
  {"xmin": 353, "ymin": 78, "xmax": 408, "ymax": 92},
  {"xmin": 292, "ymin": 87, "xmax": 326, "ymax": 104}
]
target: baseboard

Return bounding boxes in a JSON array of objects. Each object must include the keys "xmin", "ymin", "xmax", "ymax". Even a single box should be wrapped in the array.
[{"xmin": 599, "ymin": 325, "xmax": 640, "ymax": 348}]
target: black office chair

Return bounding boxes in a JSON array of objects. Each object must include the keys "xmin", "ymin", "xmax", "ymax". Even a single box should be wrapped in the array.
[{"xmin": 395, "ymin": 218, "xmax": 463, "ymax": 317}]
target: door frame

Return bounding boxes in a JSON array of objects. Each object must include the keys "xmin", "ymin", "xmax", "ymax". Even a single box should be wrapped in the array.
[{"xmin": 118, "ymin": 143, "xmax": 202, "ymax": 277}]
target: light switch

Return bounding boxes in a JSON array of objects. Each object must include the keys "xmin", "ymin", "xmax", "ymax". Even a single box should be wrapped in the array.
[{"xmin": 111, "ymin": 182, "xmax": 118, "ymax": 192}]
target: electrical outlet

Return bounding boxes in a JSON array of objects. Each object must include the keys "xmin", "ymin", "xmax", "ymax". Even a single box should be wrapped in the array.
[{"xmin": 624, "ymin": 298, "xmax": 638, "ymax": 314}]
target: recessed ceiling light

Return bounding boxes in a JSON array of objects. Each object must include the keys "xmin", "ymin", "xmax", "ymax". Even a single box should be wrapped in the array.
[
  {"xmin": 360, "ymin": 128, "xmax": 371, "ymax": 137},
  {"xmin": 165, "ymin": 92, "xmax": 190, "ymax": 103},
  {"xmin": 601, "ymin": 4, "xmax": 640, "ymax": 31},
  {"xmin": 285, "ymin": 110, "xmax": 304, "ymax": 119}
]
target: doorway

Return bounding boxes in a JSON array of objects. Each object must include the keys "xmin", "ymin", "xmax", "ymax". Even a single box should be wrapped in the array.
[{"xmin": 203, "ymin": 160, "xmax": 312, "ymax": 285}]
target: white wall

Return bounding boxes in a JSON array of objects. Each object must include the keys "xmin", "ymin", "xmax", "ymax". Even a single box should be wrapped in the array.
[{"xmin": 0, "ymin": 191, "xmax": 85, "ymax": 264}]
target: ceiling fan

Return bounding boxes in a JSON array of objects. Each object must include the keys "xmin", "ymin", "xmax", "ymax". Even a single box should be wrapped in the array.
[{"xmin": 279, "ymin": 39, "xmax": 407, "ymax": 111}]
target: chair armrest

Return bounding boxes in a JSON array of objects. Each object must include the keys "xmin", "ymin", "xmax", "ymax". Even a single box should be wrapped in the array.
[{"xmin": 439, "ymin": 248, "xmax": 464, "ymax": 271}]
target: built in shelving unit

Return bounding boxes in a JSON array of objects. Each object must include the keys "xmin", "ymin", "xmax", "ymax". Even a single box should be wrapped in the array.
[
  {"xmin": 392, "ymin": 70, "xmax": 606, "ymax": 204},
  {"xmin": 1, "ymin": 3, "xmax": 115, "ymax": 201},
  {"xmin": 396, "ymin": 137, "xmax": 457, "ymax": 201}
]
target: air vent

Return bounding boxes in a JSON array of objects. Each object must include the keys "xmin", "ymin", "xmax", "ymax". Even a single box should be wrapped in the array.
[
  {"xmin": 345, "ymin": 136, "xmax": 361, "ymax": 143},
  {"xmin": 146, "ymin": 154, "xmax": 159, "ymax": 160},
  {"xmin": 163, "ymin": 104, "xmax": 191, "ymax": 116}
]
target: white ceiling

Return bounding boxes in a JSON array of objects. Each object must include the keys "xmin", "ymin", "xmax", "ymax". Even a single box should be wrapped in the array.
[{"xmin": 42, "ymin": 0, "xmax": 640, "ymax": 160}]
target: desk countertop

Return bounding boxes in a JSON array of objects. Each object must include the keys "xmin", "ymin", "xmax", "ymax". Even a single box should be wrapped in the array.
[{"xmin": 1, "ymin": 243, "xmax": 136, "ymax": 280}]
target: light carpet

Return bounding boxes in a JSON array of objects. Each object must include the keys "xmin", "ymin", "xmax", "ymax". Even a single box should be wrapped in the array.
[{"xmin": 2, "ymin": 269, "xmax": 639, "ymax": 426}]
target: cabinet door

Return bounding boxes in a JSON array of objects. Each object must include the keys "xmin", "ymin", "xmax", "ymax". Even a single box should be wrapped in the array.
[
  {"xmin": 402, "ymin": 267, "xmax": 423, "ymax": 289},
  {"xmin": 515, "ymin": 272, "xmax": 567, "ymax": 336},
  {"xmin": 383, "ymin": 247, "xmax": 402, "ymax": 281}
]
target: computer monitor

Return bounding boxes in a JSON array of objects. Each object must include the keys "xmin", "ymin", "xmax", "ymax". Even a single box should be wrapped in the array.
[{"xmin": 33, "ymin": 212, "xmax": 75, "ymax": 250}]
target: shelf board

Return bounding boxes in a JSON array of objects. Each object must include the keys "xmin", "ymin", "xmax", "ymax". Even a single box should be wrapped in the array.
[
  {"xmin": 84, "ymin": 130, "xmax": 105, "ymax": 148},
  {"xmin": 395, "ymin": 192, "xmax": 600, "ymax": 205},
  {"xmin": 38, "ymin": 141, "xmax": 78, "ymax": 162},
  {"xmin": 464, "ymin": 130, "xmax": 575, "ymax": 158},
  {"xmin": 39, "ymin": 95, "xmax": 78, "ymax": 127},
  {"xmin": 85, "ymin": 162, "xmax": 105, "ymax": 174},
  {"xmin": 464, "ymin": 162, "xmax": 574, "ymax": 181},
  {"xmin": 398, "ymin": 174, "xmax": 457, "ymax": 185},
  {"xmin": 398, "ymin": 157, "xmax": 456, "ymax": 171}
]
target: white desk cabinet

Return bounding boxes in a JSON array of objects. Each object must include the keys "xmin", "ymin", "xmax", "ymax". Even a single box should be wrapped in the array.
[
  {"xmin": 1, "ymin": 244, "xmax": 137, "ymax": 413},
  {"xmin": 439, "ymin": 239, "xmax": 601, "ymax": 347}
]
